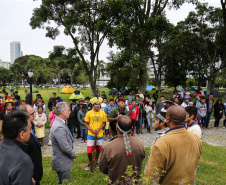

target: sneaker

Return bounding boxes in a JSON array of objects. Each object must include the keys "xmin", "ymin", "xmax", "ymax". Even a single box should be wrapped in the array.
[
  {"xmin": 94, "ymin": 162, "xmax": 99, "ymax": 168},
  {"xmin": 48, "ymin": 140, "xmax": 52, "ymax": 146},
  {"xmin": 85, "ymin": 163, "xmax": 91, "ymax": 171},
  {"xmin": 223, "ymin": 127, "xmax": 225, "ymax": 129}
]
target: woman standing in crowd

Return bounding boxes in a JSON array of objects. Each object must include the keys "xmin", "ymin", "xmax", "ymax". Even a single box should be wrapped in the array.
[
  {"xmin": 0, "ymin": 101, "xmax": 14, "ymax": 120},
  {"xmin": 145, "ymin": 100, "xmax": 155, "ymax": 133},
  {"xmin": 214, "ymin": 99, "xmax": 225, "ymax": 129},
  {"xmin": 48, "ymin": 105, "xmax": 56, "ymax": 127},
  {"xmin": 48, "ymin": 105, "xmax": 56, "ymax": 145},
  {"xmin": 77, "ymin": 104, "xmax": 88, "ymax": 143},
  {"xmin": 34, "ymin": 106, "xmax": 47, "ymax": 146}
]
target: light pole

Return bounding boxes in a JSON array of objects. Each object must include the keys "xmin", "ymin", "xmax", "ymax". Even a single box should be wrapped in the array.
[
  {"xmin": 22, "ymin": 72, "xmax": 24, "ymax": 87},
  {"xmin": 28, "ymin": 69, "xmax": 33, "ymax": 104}
]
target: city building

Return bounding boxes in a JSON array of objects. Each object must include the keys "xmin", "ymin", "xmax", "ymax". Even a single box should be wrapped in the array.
[
  {"xmin": 10, "ymin": 41, "xmax": 22, "ymax": 64},
  {"xmin": 0, "ymin": 59, "xmax": 10, "ymax": 70}
]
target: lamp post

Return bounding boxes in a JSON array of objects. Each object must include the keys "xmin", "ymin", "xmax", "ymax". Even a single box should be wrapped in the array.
[
  {"xmin": 21, "ymin": 72, "xmax": 24, "ymax": 87},
  {"xmin": 28, "ymin": 69, "xmax": 33, "ymax": 104}
]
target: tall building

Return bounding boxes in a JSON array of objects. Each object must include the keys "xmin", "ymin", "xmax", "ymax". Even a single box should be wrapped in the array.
[{"xmin": 10, "ymin": 41, "xmax": 21, "ymax": 64}]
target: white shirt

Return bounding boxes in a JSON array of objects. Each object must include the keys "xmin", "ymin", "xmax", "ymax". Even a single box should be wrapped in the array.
[{"xmin": 100, "ymin": 103, "xmax": 107, "ymax": 111}]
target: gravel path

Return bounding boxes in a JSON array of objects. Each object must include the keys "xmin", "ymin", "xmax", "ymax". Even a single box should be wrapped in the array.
[{"xmin": 41, "ymin": 120, "xmax": 226, "ymax": 157}]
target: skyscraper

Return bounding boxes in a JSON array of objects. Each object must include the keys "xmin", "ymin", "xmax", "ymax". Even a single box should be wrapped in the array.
[{"xmin": 10, "ymin": 41, "xmax": 21, "ymax": 64}]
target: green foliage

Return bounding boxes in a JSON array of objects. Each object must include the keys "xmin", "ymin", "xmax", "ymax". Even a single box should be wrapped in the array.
[
  {"xmin": 0, "ymin": 67, "xmax": 10, "ymax": 86},
  {"xmin": 106, "ymin": 0, "xmax": 199, "ymax": 92},
  {"xmin": 30, "ymin": 0, "xmax": 113, "ymax": 96},
  {"xmin": 106, "ymin": 51, "xmax": 140, "ymax": 90},
  {"xmin": 148, "ymin": 78, "xmax": 157, "ymax": 86},
  {"xmin": 186, "ymin": 78, "xmax": 196, "ymax": 87}
]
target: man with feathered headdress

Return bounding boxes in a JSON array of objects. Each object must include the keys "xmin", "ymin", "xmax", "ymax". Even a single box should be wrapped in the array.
[
  {"xmin": 99, "ymin": 115, "xmax": 145, "ymax": 183},
  {"xmin": 84, "ymin": 97, "xmax": 107, "ymax": 171}
]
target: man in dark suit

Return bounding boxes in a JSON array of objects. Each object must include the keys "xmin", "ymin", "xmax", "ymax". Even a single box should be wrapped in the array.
[
  {"xmin": 25, "ymin": 90, "xmax": 32, "ymax": 105},
  {"xmin": 18, "ymin": 104, "xmax": 43, "ymax": 185},
  {"xmin": 51, "ymin": 102, "xmax": 76, "ymax": 184}
]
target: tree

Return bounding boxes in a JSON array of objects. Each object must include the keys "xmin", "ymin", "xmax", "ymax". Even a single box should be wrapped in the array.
[
  {"xmin": 49, "ymin": 45, "xmax": 89, "ymax": 87},
  {"xmin": 106, "ymin": 51, "xmax": 141, "ymax": 90},
  {"xmin": 30, "ymin": 0, "xmax": 112, "ymax": 97},
  {"xmin": 180, "ymin": 3, "xmax": 226, "ymax": 94},
  {"xmin": 0, "ymin": 67, "xmax": 10, "ymax": 86},
  {"xmin": 220, "ymin": 0, "xmax": 226, "ymax": 100},
  {"xmin": 106, "ymin": 0, "xmax": 199, "ymax": 92}
]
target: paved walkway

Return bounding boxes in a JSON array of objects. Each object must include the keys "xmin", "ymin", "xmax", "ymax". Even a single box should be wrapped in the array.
[{"xmin": 41, "ymin": 120, "xmax": 226, "ymax": 157}]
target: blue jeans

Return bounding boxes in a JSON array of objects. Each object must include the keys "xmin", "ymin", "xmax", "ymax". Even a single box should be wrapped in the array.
[
  {"xmin": 81, "ymin": 129, "xmax": 88, "ymax": 141},
  {"xmin": 137, "ymin": 117, "xmax": 144, "ymax": 133},
  {"xmin": 68, "ymin": 126, "xmax": 74, "ymax": 136},
  {"xmin": 205, "ymin": 112, "xmax": 212, "ymax": 127},
  {"xmin": 146, "ymin": 118, "xmax": 154, "ymax": 132}
]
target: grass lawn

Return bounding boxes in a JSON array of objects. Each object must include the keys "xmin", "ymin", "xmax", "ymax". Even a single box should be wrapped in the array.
[
  {"xmin": 40, "ymin": 142, "xmax": 226, "ymax": 185},
  {"xmin": 1, "ymin": 87, "xmax": 225, "ymax": 106}
]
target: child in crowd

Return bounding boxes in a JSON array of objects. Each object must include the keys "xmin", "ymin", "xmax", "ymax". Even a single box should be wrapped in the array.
[
  {"xmin": 197, "ymin": 97, "xmax": 207, "ymax": 128},
  {"xmin": 77, "ymin": 104, "xmax": 88, "ymax": 143},
  {"xmin": 48, "ymin": 105, "xmax": 56, "ymax": 145},
  {"xmin": 48, "ymin": 106, "xmax": 56, "ymax": 127}
]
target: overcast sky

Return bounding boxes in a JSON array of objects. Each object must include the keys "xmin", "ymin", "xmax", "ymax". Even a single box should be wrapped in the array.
[{"xmin": 0, "ymin": 0, "xmax": 221, "ymax": 63}]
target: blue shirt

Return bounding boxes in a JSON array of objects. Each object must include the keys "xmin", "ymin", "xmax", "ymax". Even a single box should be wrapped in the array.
[{"xmin": 104, "ymin": 104, "xmax": 116, "ymax": 115}]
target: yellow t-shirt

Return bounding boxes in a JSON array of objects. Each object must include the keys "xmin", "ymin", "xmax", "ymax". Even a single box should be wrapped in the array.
[{"xmin": 85, "ymin": 109, "xmax": 107, "ymax": 137}]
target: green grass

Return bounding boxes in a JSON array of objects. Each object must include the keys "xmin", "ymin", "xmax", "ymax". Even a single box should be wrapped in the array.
[{"xmin": 40, "ymin": 142, "xmax": 226, "ymax": 185}]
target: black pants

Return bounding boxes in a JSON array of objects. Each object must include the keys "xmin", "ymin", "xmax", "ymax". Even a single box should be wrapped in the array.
[
  {"xmin": 76, "ymin": 121, "xmax": 81, "ymax": 137},
  {"xmin": 214, "ymin": 117, "xmax": 221, "ymax": 127},
  {"xmin": 201, "ymin": 117, "xmax": 206, "ymax": 127}
]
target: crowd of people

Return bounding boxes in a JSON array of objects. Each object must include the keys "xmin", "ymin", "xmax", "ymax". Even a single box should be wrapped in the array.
[{"xmin": 0, "ymin": 88, "xmax": 225, "ymax": 184}]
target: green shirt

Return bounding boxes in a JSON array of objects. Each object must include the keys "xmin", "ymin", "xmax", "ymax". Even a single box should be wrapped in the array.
[{"xmin": 108, "ymin": 107, "xmax": 128, "ymax": 119}]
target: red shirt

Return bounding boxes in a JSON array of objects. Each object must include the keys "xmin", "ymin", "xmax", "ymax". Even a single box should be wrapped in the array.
[{"xmin": 129, "ymin": 105, "xmax": 139, "ymax": 120}]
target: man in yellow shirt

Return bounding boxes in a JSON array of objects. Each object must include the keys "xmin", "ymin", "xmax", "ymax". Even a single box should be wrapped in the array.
[{"xmin": 84, "ymin": 99, "xmax": 107, "ymax": 170}]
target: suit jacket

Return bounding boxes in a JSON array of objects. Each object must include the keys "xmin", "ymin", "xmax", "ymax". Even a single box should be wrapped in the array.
[
  {"xmin": 51, "ymin": 117, "xmax": 76, "ymax": 172},
  {"xmin": 26, "ymin": 132, "xmax": 43, "ymax": 183},
  {"xmin": 145, "ymin": 127, "xmax": 202, "ymax": 185},
  {"xmin": 25, "ymin": 93, "xmax": 32, "ymax": 105}
]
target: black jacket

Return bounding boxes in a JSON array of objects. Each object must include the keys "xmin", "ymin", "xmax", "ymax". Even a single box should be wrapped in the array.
[
  {"xmin": 25, "ymin": 92, "xmax": 32, "ymax": 105},
  {"xmin": 26, "ymin": 132, "xmax": 43, "ymax": 183},
  {"xmin": 214, "ymin": 103, "xmax": 224, "ymax": 118},
  {"xmin": 0, "ymin": 138, "xmax": 34, "ymax": 185},
  {"xmin": 48, "ymin": 97, "xmax": 58, "ymax": 111}
]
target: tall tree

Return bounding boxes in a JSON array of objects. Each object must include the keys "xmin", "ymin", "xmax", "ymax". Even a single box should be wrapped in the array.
[
  {"xmin": 106, "ymin": 0, "xmax": 199, "ymax": 92},
  {"xmin": 181, "ymin": 3, "xmax": 226, "ymax": 93},
  {"xmin": 30, "ymin": 0, "xmax": 112, "ymax": 97},
  {"xmin": 220, "ymin": 0, "xmax": 226, "ymax": 99}
]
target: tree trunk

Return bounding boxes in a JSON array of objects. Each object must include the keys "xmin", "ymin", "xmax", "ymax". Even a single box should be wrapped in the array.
[
  {"xmin": 89, "ymin": 75, "xmax": 96, "ymax": 98},
  {"xmin": 138, "ymin": 68, "xmax": 147, "ymax": 94},
  {"xmin": 207, "ymin": 76, "xmax": 216, "ymax": 95},
  {"xmin": 157, "ymin": 78, "xmax": 161, "ymax": 91}
]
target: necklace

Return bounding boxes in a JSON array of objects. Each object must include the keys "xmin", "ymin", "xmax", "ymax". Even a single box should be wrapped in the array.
[{"xmin": 38, "ymin": 113, "xmax": 42, "ymax": 117}]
